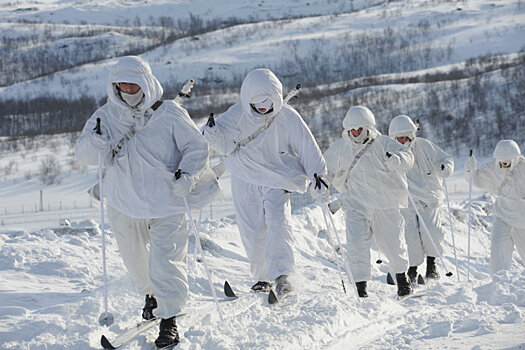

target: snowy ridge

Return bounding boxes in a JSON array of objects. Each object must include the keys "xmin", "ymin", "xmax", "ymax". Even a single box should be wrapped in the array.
[{"xmin": 1, "ymin": 183, "xmax": 524, "ymax": 349}]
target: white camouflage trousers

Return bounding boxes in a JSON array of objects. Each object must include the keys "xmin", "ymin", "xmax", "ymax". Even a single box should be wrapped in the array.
[
  {"xmin": 107, "ymin": 206, "xmax": 189, "ymax": 318},
  {"xmin": 345, "ymin": 206, "xmax": 409, "ymax": 282},
  {"xmin": 402, "ymin": 202, "xmax": 445, "ymax": 267},
  {"xmin": 231, "ymin": 177, "xmax": 295, "ymax": 282},
  {"xmin": 490, "ymin": 218, "xmax": 525, "ymax": 275}
]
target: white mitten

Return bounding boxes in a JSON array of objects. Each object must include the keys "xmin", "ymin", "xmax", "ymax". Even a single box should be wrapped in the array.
[{"xmin": 172, "ymin": 173, "xmax": 195, "ymax": 197}]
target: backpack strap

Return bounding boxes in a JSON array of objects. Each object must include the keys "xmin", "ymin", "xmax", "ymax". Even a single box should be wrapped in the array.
[{"xmin": 151, "ymin": 100, "xmax": 163, "ymax": 111}]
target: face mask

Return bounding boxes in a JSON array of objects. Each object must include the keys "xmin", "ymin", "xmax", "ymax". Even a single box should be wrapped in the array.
[
  {"xmin": 250, "ymin": 97, "xmax": 273, "ymax": 115},
  {"xmin": 349, "ymin": 128, "xmax": 369, "ymax": 144},
  {"xmin": 121, "ymin": 91, "xmax": 144, "ymax": 107}
]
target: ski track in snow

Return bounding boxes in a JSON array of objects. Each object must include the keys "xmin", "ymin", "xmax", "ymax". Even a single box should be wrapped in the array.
[{"xmin": 1, "ymin": 191, "xmax": 525, "ymax": 349}]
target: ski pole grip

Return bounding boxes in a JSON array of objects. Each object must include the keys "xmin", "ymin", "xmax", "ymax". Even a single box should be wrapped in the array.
[
  {"xmin": 295, "ymin": 83, "xmax": 302, "ymax": 90},
  {"xmin": 95, "ymin": 118, "xmax": 101, "ymax": 135},
  {"xmin": 314, "ymin": 173, "xmax": 328, "ymax": 190}
]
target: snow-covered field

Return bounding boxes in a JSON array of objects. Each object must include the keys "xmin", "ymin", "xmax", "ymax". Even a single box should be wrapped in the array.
[{"xmin": 1, "ymin": 132, "xmax": 524, "ymax": 349}]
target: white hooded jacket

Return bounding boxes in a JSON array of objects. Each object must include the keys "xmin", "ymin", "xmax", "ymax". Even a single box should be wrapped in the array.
[
  {"xmin": 405, "ymin": 137, "xmax": 454, "ymax": 206},
  {"xmin": 468, "ymin": 155, "xmax": 525, "ymax": 229},
  {"xmin": 75, "ymin": 56, "xmax": 219, "ymax": 218},
  {"xmin": 324, "ymin": 129, "xmax": 414, "ymax": 209},
  {"xmin": 202, "ymin": 69, "xmax": 326, "ymax": 192}
]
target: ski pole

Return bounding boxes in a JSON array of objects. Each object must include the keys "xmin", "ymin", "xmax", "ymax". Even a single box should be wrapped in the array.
[
  {"xmin": 394, "ymin": 169, "xmax": 453, "ymax": 278},
  {"xmin": 283, "ymin": 84, "xmax": 302, "ymax": 104},
  {"xmin": 314, "ymin": 174, "xmax": 361, "ymax": 302},
  {"xmin": 176, "ymin": 170, "xmax": 224, "ymax": 322},
  {"xmin": 324, "ymin": 205, "xmax": 362, "ymax": 302},
  {"xmin": 95, "ymin": 118, "xmax": 114, "ymax": 326},
  {"xmin": 376, "ymin": 251, "xmax": 383, "ymax": 264},
  {"xmin": 467, "ymin": 149, "xmax": 473, "ymax": 282},
  {"xmin": 319, "ymin": 199, "xmax": 347, "ymax": 294},
  {"xmin": 443, "ymin": 178, "xmax": 461, "ymax": 281}
]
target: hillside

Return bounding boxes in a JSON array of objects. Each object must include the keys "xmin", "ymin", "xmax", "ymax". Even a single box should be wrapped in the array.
[{"xmin": 0, "ymin": 0, "xmax": 524, "ymax": 155}]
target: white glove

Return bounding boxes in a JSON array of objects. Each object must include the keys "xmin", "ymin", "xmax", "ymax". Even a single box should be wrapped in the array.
[
  {"xmin": 172, "ymin": 173, "xmax": 195, "ymax": 197},
  {"xmin": 328, "ymin": 198, "xmax": 343, "ymax": 214},
  {"xmin": 385, "ymin": 153, "xmax": 401, "ymax": 171},
  {"xmin": 309, "ymin": 177, "xmax": 330, "ymax": 202},
  {"xmin": 202, "ymin": 114, "xmax": 217, "ymax": 136},
  {"xmin": 90, "ymin": 131, "xmax": 109, "ymax": 152},
  {"xmin": 464, "ymin": 156, "xmax": 477, "ymax": 172}
]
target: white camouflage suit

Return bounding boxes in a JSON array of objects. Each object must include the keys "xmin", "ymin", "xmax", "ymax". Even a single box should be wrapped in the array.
[
  {"xmin": 75, "ymin": 56, "xmax": 219, "ymax": 318},
  {"xmin": 202, "ymin": 69, "xmax": 326, "ymax": 282},
  {"xmin": 465, "ymin": 140, "xmax": 525, "ymax": 275},
  {"xmin": 397, "ymin": 136, "xmax": 454, "ymax": 267},
  {"xmin": 324, "ymin": 107, "xmax": 413, "ymax": 282}
]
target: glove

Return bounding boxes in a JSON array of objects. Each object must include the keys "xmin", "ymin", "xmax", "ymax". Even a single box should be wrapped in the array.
[
  {"xmin": 206, "ymin": 113, "xmax": 215, "ymax": 127},
  {"xmin": 328, "ymin": 198, "xmax": 343, "ymax": 214},
  {"xmin": 89, "ymin": 131, "xmax": 109, "ymax": 152},
  {"xmin": 385, "ymin": 152, "xmax": 401, "ymax": 171},
  {"xmin": 172, "ymin": 172, "xmax": 196, "ymax": 197},
  {"xmin": 439, "ymin": 163, "xmax": 452, "ymax": 178},
  {"xmin": 464, "ymin": 156, "xmax": 477, "ymax": 172},
  {"xmin": 309, "ymin": 174, "xmax": 330, "ymax": 202}
]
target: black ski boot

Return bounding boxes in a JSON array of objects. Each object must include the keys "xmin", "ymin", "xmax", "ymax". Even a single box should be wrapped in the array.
[
  {"xmin": 142, "ymin": 294, "xmax": 157, "ymax": 320},
  {"xmin": 407, "ymin": 266, "xmax": 418, "ymax": 284},
  {"xmin": 396, "ymin": 273, "xmax": 412, "ymax": 297},
  {"xmin": 155, "ymin": 316, "xmax": 179, "ymax": 348},
  {"xmin": 275, "ymin": 275, "xmax": 292, "ymax": 295},
  {"xmin": 425, "ymin": 256, "xmax": 440, "ymax": 279},
  {"xmin": 251, "ymin": 281, "xmax": 272, "ymax": 293},
  {"xmin": 356, "ymin": 281, "xmax": 368, "ymax": 298}
]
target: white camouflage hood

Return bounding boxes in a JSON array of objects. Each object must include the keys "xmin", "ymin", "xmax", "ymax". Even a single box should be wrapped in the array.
[
  {"xmin": 240, "ymin": 69, "xmax": 284, "ymax": 121},
  {"xmin": 106, "ymin": 56, "xmax": 163, "ymax": 112}
]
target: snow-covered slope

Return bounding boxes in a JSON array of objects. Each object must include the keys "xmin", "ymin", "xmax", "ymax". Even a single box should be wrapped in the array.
[
  {"xmin": 1, "ymin": 181, "xmax": 525, "ymax": 349},
  {"xmin": 1, "ymin": 0, "xmax": 524, "ymax": 102}
]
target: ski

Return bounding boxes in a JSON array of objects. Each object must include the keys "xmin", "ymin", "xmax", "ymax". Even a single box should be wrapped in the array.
[
  {"xmin": 397, "ymin": 288, "xmax": 427, "ymax": 303},
  {"xmin": 101, "ymin": 318, "xmax": 161, "ymax": 349},
  {"xmin": 101, "ymin": 309, "xmax": 190, "ymax": 349},
  {"xmin": 386, "ymin": 273, "xmax": 425, "ymax": 285},
  {"xmin": 224, "ymin": 280, "xmax": 238, "ymax": 298},
  {"xmin": 268, "ymin": 288, "xmax": 293, "ymax": 305},
  {"xmin": 268, "ymin": 289, "xmax": 279, "ymax": 304}
]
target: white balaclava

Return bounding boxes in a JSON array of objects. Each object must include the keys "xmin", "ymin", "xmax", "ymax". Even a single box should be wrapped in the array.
[
  {"xmin": 106, "ymin": 56, "xmax": 163, "ymax": 113},
  {"xmin": 120, "ymin": 88, "xmax": 145, "ymax": 107},
  {"xmin": 388, "ymin": 115, "xmax": 417, "ymax": 147},
  {"xmin": 342, "ymin": 106, "xmax": 376, "ymax": 144},
  {"xmin": 493, "ymin": 139, "xmax": 521, "ymax": 170}
]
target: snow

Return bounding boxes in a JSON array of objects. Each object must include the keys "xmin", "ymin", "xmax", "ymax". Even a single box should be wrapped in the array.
[
  {"xmin": 1, "ymin": 133, "xmax": 525, "ymax": 349},
  {"xmin": 1, "ymin": 0, "xmax": 525, "ymax": 348}
]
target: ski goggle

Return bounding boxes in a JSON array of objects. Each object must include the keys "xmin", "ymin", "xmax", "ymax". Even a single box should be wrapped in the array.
[{"xmin": 250, "ymin": 97, "xmax": 273, "ymax": 115}]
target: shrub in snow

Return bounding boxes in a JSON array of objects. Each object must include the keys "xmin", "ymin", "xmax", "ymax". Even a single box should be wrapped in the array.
[{"xmin": 39, "ymin": 155, "xmax": 62, "ymax": 185}]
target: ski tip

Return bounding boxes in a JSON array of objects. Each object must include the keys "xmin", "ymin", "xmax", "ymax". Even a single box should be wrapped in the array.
[
  {"xmin": 224, "ymin": 280, "xmax": 237, "ymax": 298},
  {"xmin": 268, "ymin": 289, "xmax": 279, "ymax": 305},
  {"xmin": 101, "ymin": 335, "xmax": 117, "ymax": 349}
]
